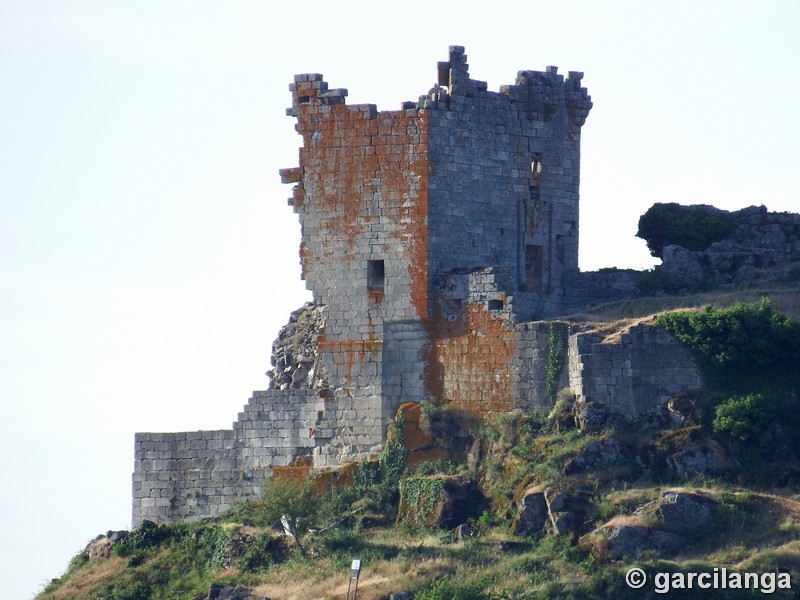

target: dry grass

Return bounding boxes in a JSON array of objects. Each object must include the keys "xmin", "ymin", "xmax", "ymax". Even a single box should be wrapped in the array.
[
  {"xmin": 252, "ymin": 556, "xmax": 457, "ymax": 600},
  {"xmin": 43, "ymin": 556, "xmax": 126, "ymax": 600},
  {"xmin": 571, "ymin": 288, "xmax": 800, "ymax": 323}
]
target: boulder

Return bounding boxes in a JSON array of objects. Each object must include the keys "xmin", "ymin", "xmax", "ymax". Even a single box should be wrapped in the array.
[
  {"xmin": 656, "ymin": 492, "xmax": 715, "ymax": 536},
  {"xmin": 599, "ymin": 525, "xmax": 684, "ymax": 560},
  {"xmin": 543, "ymin": 488, "xmax": 593, "ymax": 539},
  {"xmin": 663, "ymin": 428, "xmax": 738, "ymax": 477},
  {"xmin": 207, "ymin": 585, "xmax": 270, "ymax": 600},
  {"xmin": 455, "ymin": 523, "xmax": 474, "ymax": 540},
  {"xmin": 510, "ymin": 489, "xmax": 549, "ymax": 536},
  {"xmin": 573, "ymin": 400, "xmax": 608, "ymax": 433}
]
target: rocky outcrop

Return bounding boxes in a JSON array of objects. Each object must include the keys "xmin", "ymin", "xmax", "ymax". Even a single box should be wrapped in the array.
[
  {"xmin": 563, "ymin": 436, "xmax": 630, "ymax": 475},
  {"xmin": 662, "ymin": 428, "xmax": 739, "ymax": 477},
  {"xmin": 511, "ymin": 488, "xmax": 550, "ymax": 536},
  {"xmin": 583, "ymin": 491, "xmax": 717, "ymax": 561},
  {"xmin": 267, "ymin": 302, "xmax": 327, "ymax": 390},
  {"xmin": 661, "ymin": 205, "xmax": 800, "ymax": 290},
  {"xmin": 597, "ymin": 525, "xmax": 684, "ymax": 560}
]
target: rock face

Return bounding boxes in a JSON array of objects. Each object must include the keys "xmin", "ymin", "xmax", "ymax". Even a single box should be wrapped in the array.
[
  {"xmin": 655, "ymin": 492, "xmax": 715, "ymax": 535},
  {"xmin": 600, "ymin": 525, "xmax": 684, "ymax": 560},
  {"xmin": 664, "ymin": 428, "xmax": 739, "ymax": 477},
  {"xmin": 563, "ymin": 436, "xmax": 630, "ymax": 475},
  {"xmin": 267, "ymin": 302, "xmax": 327, "ymax": 390},
  {"xmin": 511, "ymin": 488, "xmax": 549, "ymax": 536},
  {"xmin": 660, "ymin": 205, "xmax": 800, "ymax": 290},
  {"xmin": 583, "ymin": 490, "xmax": 717, "ymax": 561}
]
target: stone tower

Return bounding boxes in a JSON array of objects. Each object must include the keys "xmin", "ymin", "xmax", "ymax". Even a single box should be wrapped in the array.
[
  {"xmin": 280, "ymin": 45, "xmax": 592, "ymax": 459},
  {"xmin": 132, "ymin": 46, "xmax": 605, "ymax": 525}
]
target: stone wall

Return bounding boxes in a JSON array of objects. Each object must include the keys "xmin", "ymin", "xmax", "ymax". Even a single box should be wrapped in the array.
[
  {"xmin": 567, "ymin": 324, "xmax": 701, "ymax": 416},
  {"xmin": 563, "ymin": 270, "xmax": 645, "ymax": 312},
  {"xmin": 133, "ymin": 389, "xmax": 324, "ymax": 526}
]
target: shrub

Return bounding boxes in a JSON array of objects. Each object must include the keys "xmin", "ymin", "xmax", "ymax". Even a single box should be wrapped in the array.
[
  {"xmin": 713, "ymin": 393, "xmax": 778, "ymax": 441},
  {"xmin": 636, "ymin": 203, "xmax": 736, "ymax": 258},
  {"xmin": 657, "ymin": 300, "xmax": 800, "ymax": 395},
  {"xmin": 236, "ymin": 534, "xmax": 283, "ymax": 572},
  {"xmin": 228, "ymin": 477, "xmax": 321, "ymax": 554}
]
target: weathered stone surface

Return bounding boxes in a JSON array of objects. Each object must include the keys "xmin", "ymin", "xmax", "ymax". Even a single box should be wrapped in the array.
[
  {"xmin": 511, "ymin": 488, "xmax": 549, "ymax": 536},
  {"xmin": 267, "ymin": 302, "xmax": 327, "ymax": 391},
  {"xmin": 665, "ymin": 429, "xmax": 738, "ymax": 477},
  {"xmin": 655, "ymin": 491, "xmax": 715, "ymax": 535},
  {"xmin": 543, "ymin": 488, "xmax": 593, "ymax": 538},
  {"xmin": 563, "ymin": 436, "xmax": 629, "ymax": 475},
  {"xmin": 599, "ymin": 525, "xmax": 684, "ymax": 560},
  {"xmin": 207, "ymin": 584, "xmax": 270, "ymax": 600},
  {"xmin": 659, "ymin": 205, "xmax": 800, "ymax": 290}
]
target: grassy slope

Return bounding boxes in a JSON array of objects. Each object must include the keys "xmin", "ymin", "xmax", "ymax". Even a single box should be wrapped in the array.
[{"xmin": 40, "ymin": 289, "xmax": 800, "ymax": 599}]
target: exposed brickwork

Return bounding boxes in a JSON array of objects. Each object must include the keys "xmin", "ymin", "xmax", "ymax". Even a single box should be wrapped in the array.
[{"xmin": 132, "ymin": 47, "xmax": 701, "ymax": 526}]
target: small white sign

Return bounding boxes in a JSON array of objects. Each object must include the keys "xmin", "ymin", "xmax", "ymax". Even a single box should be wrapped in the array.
[{"xmin": 351, "ymin": 558, "xmax": 361, "ymax": 572}]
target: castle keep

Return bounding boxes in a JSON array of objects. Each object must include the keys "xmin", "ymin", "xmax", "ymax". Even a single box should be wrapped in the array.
[{"xmin": 133, "ymin": 47, "xmax": 700, "ymax": 526}]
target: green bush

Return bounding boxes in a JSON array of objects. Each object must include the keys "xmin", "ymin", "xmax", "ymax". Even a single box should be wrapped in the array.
[
  {"xmin": 636, "ymin": 203, "xmax": 736, "ymax": 258},
  {"xmin": 657, "ymin": 300, "xmax": 800, "ymax": 395},
  {"xmin": 713, "ymin": 393, "xmax": 778, "ymax": 441},
  {"xmin": 227, "ymin": 477, "xmax": 321, "ymax": 548},
  {"xmin": 416, "ymin": 575, "xmax": 486, "ymax": 600},
  {"xmin": 113, "ymin": 520, "xmax": 172, "ymax": 557},
  {"xmin": 236, "ymin": 534, "xmax": 283, "ymax": 572}
]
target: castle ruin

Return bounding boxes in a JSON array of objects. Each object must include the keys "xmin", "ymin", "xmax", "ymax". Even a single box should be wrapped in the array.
[{"xmin": 132, "ymin": 47, "xmax": 699, "ymax": 526}]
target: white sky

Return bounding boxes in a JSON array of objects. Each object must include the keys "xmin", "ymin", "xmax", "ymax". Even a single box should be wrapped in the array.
[{"xmin": 2, "ymin": 1, "xmax": 799, "ymax": 596}]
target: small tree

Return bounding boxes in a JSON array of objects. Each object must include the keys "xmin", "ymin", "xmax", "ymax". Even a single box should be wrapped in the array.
[{"xmin": 636, "ymin": 202, "xmax": 736, "ymax": 258}]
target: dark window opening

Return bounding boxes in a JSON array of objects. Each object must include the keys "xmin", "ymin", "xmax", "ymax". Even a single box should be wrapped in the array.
[
  {"xmin": 556, "ymin": 235, "xmax": 567, "ymax": 263},
  {"xmin": 298, "ymin": 96, "xmax": 310, "ymax": 104},
  {"xmin": 488, "ymin": 299, "xmax": 504, "ymax": 311},
  {"xmin": 525, "ymin": 244, "xmax": 543, "ymax": 291},
  {"xmin": 368, "ymin": 259, "xmax": 385, "ymax": 291}
]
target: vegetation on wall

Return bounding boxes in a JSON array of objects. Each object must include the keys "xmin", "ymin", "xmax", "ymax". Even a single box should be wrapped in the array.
[
  {"xmin": 545, "ymin": 322, "xmax": 568, "ymax": 405},
  {"xmin": 658, "ymin": 299, "xmax": 800, "ymax": 443},
  {"xmin": 657, "ymin": 300, "xmax": 800, "ymax": 395},
  {"xmin": 636, "ymin": 202, "xmax": 737, "ymax": 258}
]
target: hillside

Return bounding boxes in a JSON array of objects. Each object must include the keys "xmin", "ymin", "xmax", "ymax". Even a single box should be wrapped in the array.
[{"xmin": 40, "ymin": 292, "xmax": 800, "ymax": 599}]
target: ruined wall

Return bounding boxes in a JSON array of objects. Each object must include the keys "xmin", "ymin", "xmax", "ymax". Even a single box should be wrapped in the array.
[
  {"xmin": 562, "ymin": 270, "xmax": 645, "ymax": 312},
  {"xmin": 133, "ymin": 389, "xmax": 324, "ymax": 526},
  {"xmin": 567, "ymin": 324, "xmax": 701, "ymax": 417},
  {"xmin": 283, "ymin": 73, "xmax": 430, "ymax": 465}
]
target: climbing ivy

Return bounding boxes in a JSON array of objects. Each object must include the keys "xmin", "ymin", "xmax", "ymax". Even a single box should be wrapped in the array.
[
  {"xmin": 399, "ymin": 477, "xmax": 445, "ymax": 520},
  {"xmin": 546, "ymin": 322, "xmax": 568, "ymax": 405},
  {"xmin": 380, "ymin": 413, "xmax": 408, "ymax": 484}
]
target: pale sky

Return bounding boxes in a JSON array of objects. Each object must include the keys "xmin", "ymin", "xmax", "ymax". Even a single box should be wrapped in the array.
[{"xmin": 2, "ymin": 1, "xmax": 799, "ymax": 597}]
